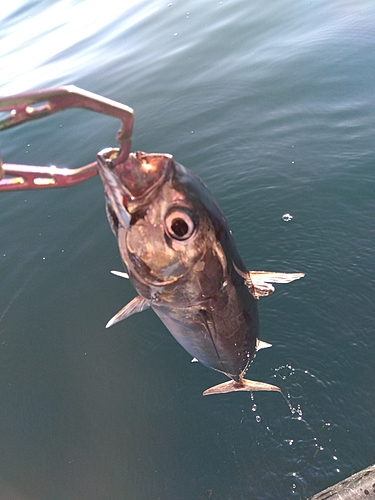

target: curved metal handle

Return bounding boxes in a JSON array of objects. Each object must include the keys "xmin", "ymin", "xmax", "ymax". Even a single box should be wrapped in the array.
[
  {"xmin": 0, "ymin": 85, "xmax": 133, "ymax": 146},
  {"xmin": 0, "ymin": 86, "xmax": 134, "ymax": 190},
  {"xmin": 0, "ymin": 162, "xmax": 98, "ymax": 191}
]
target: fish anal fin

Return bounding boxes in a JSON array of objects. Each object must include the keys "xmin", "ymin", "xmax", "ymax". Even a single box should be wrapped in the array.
[
  {"xmin": 203, "ymin": 378, "xmax": 281, "ymax": 396},
  {"xmin": 106, "ymin": 295, "xmax": 150, "ymax": 328}
]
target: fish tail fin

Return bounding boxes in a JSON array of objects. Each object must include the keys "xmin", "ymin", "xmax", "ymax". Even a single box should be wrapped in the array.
[{"xmin": 203, "ymin": 378, "xmax": 281, "ymax": 396}]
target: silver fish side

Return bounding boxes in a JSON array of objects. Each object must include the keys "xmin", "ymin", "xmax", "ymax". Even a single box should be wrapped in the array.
[{"xmin": 96, "ymin": 148, "xmax": 304, "ymax": 395}]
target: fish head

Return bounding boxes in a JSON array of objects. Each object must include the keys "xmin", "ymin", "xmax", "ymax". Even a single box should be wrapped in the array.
[{"xmin": 97, "ymin": 148, "xmax": 227, "ymax": 300}]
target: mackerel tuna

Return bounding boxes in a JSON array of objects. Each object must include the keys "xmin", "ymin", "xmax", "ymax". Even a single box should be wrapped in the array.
[{"xmin": 96, "ymin": 148, "xmax": 304, "ymax": 396}]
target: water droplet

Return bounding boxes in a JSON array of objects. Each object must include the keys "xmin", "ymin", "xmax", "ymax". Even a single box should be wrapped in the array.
[
  {"xmin": 251, "ymin": 404, "xmax": 257, "ymax": 412},
  {"xmin": 282, "ymin": 213, "xmax": 293, "ymax": 222},
  {"xmin": 255, "ymin": 415, "xmax": 261, "ymax": 423}
]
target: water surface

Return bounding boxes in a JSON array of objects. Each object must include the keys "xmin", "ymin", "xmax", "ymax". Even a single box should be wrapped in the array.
[{"xmin": 1, "ymin": 1, "xmax": 374, "ymax": 499}]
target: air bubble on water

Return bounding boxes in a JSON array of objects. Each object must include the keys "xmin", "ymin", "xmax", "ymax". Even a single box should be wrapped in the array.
[
  {"xmin": 282, "ymin": 394, "xmax": 303, "ymax": 419},
  {"xmin": 251, "ymin": 404, "xmax": 257, "ymax": 412},
  {"xmin": 255, "ymin": 415, "xmax": 261, "ymax": 423},
  {"xmin": 282, "ymin": 213, "xmax": 293, "ymax": 222},
  {"xmin": 283, "ymin": 396, "xmax": 295, "ymax": 414}
]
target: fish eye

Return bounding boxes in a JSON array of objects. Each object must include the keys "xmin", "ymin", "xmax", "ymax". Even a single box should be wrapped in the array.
[{"xmin": 164, "ymin": 209, "xmax": 197, "ymax": 241}]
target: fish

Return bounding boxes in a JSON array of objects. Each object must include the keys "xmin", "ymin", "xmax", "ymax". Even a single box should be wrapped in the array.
[{"xmin": 96, "ymin": 148, "xmax": 304, "ymax": 396}]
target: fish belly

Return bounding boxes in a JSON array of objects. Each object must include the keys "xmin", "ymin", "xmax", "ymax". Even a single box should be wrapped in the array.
[{"xmin": 152, "ymin": 295, "xmax": 258, "ymax": 380}]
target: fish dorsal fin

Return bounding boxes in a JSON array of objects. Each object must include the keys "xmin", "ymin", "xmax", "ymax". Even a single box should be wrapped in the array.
[
  {"xmin": 106, "ymin": 295, "xmax": 150, "ymax": 328},
  {"xmin": 257, "ymin": 339, "xmax": 272, "ymax": 350},
  {"xmin": 110, "ymin": 270, "xmax": 129, "ymax": 279},
  {"xmin": 233, "ymin": 262, "xmax": 304, "ymax": 299}
]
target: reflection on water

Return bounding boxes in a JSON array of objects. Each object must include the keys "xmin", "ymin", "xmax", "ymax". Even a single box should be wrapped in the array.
[{"xmin": 1, "ymin": 0, "xmax": 374, "ymax": 499}]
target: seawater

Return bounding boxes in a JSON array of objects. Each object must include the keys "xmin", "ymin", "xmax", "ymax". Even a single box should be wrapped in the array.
[{"xmin": 1, "ymin": 1, "xmax": 374, "ymax": 499}]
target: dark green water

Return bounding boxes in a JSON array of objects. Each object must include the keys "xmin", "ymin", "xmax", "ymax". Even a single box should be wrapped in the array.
[{"xmin": 1, "ymin": 1, "xmax": 374, "ymax": 499}]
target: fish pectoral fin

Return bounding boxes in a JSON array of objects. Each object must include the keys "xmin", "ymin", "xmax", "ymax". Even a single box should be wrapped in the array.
[
  {"xmin": 106, "ymin": 295, "xmax": 150, "ymax": 328},
  {"xmin": 233, "ymin": 263, "xmax": 304, "ymax": 299},
  {"xmin": 110, "ymin": 270, "xmax": 129, "ymax": 279},
  {"xmin": 249, "ymin": 271, "xmax": 305, "ymax": 299},
  {"xmin": 203, "ymin": 378, "xmax": 281, "ymax": 396}
]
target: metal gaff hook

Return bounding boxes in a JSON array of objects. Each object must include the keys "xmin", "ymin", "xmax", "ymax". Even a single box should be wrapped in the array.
[{"xmin": 0, "ymin": 85, "xmax": 134, "ymax": 191}]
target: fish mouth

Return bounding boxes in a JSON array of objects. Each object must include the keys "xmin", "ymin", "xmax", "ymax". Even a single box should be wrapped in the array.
[
  {"xmin": 97, "ymin": 148, "xmax": 184, "ymax": 287},
  {"xmin": 96, "ymin": 147, "xmax": 174, "ymax": 228}
]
